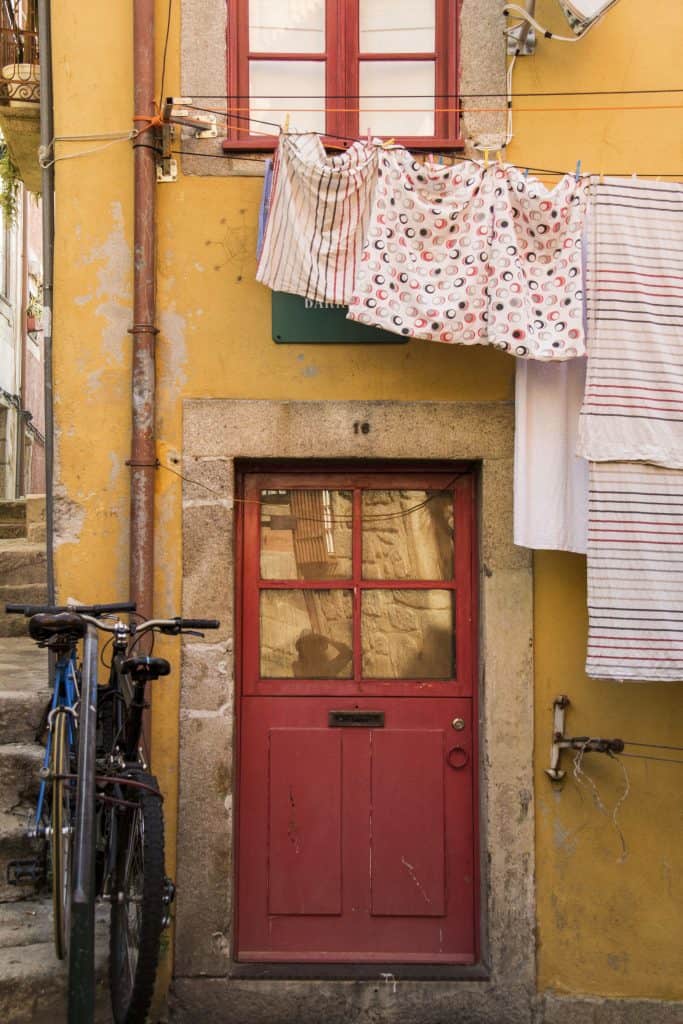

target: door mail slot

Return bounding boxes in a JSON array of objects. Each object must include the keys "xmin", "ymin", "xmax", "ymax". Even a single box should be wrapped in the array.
[{"xmin": 328, "ymin": 710, "xmax": 385, "ymax": 728}]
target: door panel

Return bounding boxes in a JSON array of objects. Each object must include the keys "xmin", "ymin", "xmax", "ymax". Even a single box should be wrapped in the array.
[
  {"xmin": 268, "ymin": 729, "xmax": 342, "ymax": 916},
  {"xmin": 370, "ymin": 730, "xmax": 445, "ymax": 917},
  {"xmin": 237, "ymin": 697, "xmax": 475, "ymax": 962}
]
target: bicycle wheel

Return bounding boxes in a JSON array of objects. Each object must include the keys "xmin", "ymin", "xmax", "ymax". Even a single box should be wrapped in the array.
[
  {"xmin": 50, "ymin": 709, "xmax": 74, "ymax": 960},
  {"xmin": 109, "ymin": 772, "xmax": 165, "ymax": 1024}
]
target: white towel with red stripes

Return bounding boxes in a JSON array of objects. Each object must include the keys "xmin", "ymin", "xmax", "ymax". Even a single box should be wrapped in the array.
[
  {"xmin": 587, "ymin": 462, "xmax": 683, "ymax": 681},
  {"xmin": 256, "ymin": 134, "xmax": 379, "ymax": 305},
  {"xmin": 577, "ymin": 178, "xmax": 683, "ymax": 467}
]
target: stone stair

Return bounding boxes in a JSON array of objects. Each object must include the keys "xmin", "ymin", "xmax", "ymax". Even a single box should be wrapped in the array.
[
  {"xmin": 0, "ymin": 497, "xmax": 48, "ymax": 638},
  {"xmin": 0, "ymin": 496, "xmax": 112, "ymax": 1021}
]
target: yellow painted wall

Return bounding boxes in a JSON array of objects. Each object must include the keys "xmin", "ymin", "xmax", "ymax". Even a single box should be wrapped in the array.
[{"xmin": 51, "ymin": 0, "xmax": 683, "ymax": 1003}]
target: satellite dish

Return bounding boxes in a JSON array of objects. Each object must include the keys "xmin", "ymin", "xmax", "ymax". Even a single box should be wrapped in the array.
[
  {"xmin": 560, "ymin": 0, "xmax": 621, "ymax": 36},
  {"xmin": 504, "ymin": 0, "xmax": 622, "ymax": 49}
]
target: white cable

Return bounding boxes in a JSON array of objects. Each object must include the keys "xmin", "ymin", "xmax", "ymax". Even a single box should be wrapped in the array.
[
  {"xmin": 39, "ymin": 131, "xmax": 138, "ymax": 168},
  {"xmin": 503, "ymin": 3, "xmax": 583, "ymax": 43}
]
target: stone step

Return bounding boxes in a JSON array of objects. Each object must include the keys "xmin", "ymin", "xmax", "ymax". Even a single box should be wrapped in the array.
[
  {"xmin": 0, "ymin": 902, "xmax": 112, "ymax": 1023},
  {"xmin": 0, "ymin": 501, "xmax": 26, "ymax": 525},
  {"xmin": 0, "ymin": 691, "xmax": 49, "ymax": 745},
  {"xmin": 0, "ymin": 524, "xmax": 25, "ymax": 540},
  {"xmin": 0, "ymin": 813, "xmax": 41, "ymax": 902},
  {"xmin": 0, "ymin": 542, "xmax": 47, "ymax": 587},
  {"xmin": 0, "ymin": 744, "xmax": 43, "ymax": 814},
  {"xmin": 24, "ymin": 496, "xmax": 45, "ymax": 545},
  {"xmin": 0, "ymin": 585, "xmax": 49, "ymax": 638}
]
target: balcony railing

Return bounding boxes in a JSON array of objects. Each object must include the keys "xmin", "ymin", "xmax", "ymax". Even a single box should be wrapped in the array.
[{"xmin": 0, "ymin": 18, "xmax": 39, "ymax": 106}]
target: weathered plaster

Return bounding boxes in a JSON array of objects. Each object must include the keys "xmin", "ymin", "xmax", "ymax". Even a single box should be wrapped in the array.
[
  {"xmin": 179, "ymin": 0, "xmax": 508, "ymax": 177},
  {"xmin": 177, "ymin": 398, "xmax": 534, "ymax": 1023}
]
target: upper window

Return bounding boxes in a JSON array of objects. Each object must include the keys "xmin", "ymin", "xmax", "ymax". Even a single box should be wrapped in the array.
[{"xmin": 224, "ymin": 0, "xmax": 462, "ymax": 150}]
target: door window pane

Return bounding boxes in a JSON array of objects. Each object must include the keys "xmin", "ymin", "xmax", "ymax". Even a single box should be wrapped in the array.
[
  {"xmin": 359, "ymin": 0, "xmax": 435, "ymax": 53},
  {"xmin": 250, "ymin": 61, "xmax": 326, "ymax": 135},
  {"xmin": 361, "ymin": 590, "xmax": 454, "ymax": 679},
  {"xmin": 249, "ymin": 0, "xmax": 325, "ymax": 53},
  {"xmin": 359, "ymin": 61, "xmax": 435, "ymax": 137},
  {"xmin": 261, "ymin": 489, "xmax": 352, "ymax": 579},
  {"xmin": 260, "ymin": 589, "xmax": 353, "ymax": 678},
  {"xmin": 362, "ymin": 490, "xmax": 453, "ymax": 580}
]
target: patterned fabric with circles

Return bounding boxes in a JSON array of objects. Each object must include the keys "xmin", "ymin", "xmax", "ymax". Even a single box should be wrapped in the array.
[{"xmin": 346, "ymin": 150, "xmax": 588, "ymax": 360}]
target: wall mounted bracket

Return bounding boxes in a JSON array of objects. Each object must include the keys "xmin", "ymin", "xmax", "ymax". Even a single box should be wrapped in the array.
[{"xmin": 545, "ymin": 695, "xmax": 625, "ymax": 783}]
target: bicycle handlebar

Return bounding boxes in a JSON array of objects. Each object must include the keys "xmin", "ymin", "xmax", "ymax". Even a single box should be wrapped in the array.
[{"xmin": 5, "ymin": 601, "xmax": 137, "ymax": 617}]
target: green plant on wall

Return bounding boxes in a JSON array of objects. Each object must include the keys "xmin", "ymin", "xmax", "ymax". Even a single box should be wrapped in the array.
[{"xmin": 0, "ymin": 145, "xmax": 20, "ymax": 224}]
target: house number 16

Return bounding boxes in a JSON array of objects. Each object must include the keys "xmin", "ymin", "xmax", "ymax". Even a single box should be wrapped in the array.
[{"xmin": 353, "ymin": 421, "xmax": 371, "ymax": 435}]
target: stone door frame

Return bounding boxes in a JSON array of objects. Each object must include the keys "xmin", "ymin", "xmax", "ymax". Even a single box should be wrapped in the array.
[{"xmin": 176, "ymin": 398, "xmax": 535, "ymax": 1022}]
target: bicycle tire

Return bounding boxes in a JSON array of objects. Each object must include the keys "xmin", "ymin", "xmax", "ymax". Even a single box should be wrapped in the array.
[
  {"xmin": 51, "ymin": 709, "xmax": 73, "ymax": 960},
  {"xmin": 109, "ymin": 771, "xmax": 165, "ymax": 1024}
]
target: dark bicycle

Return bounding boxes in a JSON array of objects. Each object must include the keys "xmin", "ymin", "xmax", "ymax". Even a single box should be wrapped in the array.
[{"xmin": 6, "ymin": 602, "xmax": 219, "ymax": 1024}]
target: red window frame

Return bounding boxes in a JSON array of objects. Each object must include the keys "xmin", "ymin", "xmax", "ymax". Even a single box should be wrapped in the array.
[
  {"xmin": 223, "ymin": 0, "xmax": 463, "ymax": 152},
  {"xmin": 239, "ymin": 465, "xmax": 477, "ymax": 699}
]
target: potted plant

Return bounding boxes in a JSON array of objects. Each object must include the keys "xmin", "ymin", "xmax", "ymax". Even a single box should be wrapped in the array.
[{"xmin": 26, "ymin": 279, "xmax": 42, "ymax": 332}]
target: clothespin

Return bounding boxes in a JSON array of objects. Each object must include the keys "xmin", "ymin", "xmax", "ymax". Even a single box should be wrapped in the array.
[
  {"xmin": 428, "ymin": 152, "xmax": 435, "ymax": 165},
  {"xmin": 438, "ymin": 152, "xmax": 444, "ymax": 165},
  {"xmin": 367, "ymin": 126, "xmax": 372, "ymax": 146},
  {"xmin": 631, "ymin": 171, "xmax": 638, "ymax": 181},
  {"xmin": 523, "ymin": 167, "xmax": 529, "ymax": 181},
  {"xmin": 382, "ymin": 138, "xmax": 395, "ymax": 149},
  {"xmin": 496, "ymin": 149, "xmax": 502, "ymax": 164},
  {"xmin": 575, "ymin": 159, "xmax": 581, "ymax": 183},
  {"xmin": 283, "ymin": 113, "xmax": 290, "ymax": 134},
  {"xmin": 599, "ymin": 168, "xmax": 604, "ymax": 184},
  {"xmin": 484, "ymin": 149, "xmax": 489, "ymax": 169}
]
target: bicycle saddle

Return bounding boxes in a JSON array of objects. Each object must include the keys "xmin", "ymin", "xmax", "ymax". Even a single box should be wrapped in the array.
[
  {"xmin": 29, "ymin": 611, "xmax": 86, "ymax": 642},
  {"xmin": 121, "ymin": 656, "xmax": 171, "ymax": 682}
]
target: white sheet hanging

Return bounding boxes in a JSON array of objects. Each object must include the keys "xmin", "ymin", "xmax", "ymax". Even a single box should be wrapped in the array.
[
  {"xmin": 255, "ymin": 134, "xmax": 379, "ymax": 305},
  {"xmin": 514, "ymin": 358, "xmax": 589, "ymax": 553}
]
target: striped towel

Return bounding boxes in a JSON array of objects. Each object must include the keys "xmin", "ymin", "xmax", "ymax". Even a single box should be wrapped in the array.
[
  {"xmin": 587, "ymin": 462, "xmax": 683, "ymax": 681},
  {"xmin": 256, "ymin": 134, "xmax": 379, "ymax": 305},
  {"xmin": 578, "ymin": 178, "xmax": 683, "ymax": 468}
]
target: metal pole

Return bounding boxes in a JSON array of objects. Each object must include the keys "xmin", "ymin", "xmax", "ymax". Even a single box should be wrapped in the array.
[
  {"xmin": 130, "ymin": 0, "xmax": 157, "ymax": 758},
  {"xmin": 68, "ymin": 624, "xmax": 98, "ymax": 1023},
  {"xmin": 37, "ymin": 0, "xmax": 55, "ymax": 604}
]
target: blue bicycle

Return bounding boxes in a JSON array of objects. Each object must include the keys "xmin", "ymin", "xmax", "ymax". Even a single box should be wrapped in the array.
[{"xmin": 7, "ymin": 601, "xmax": 136, "ymax": 960}]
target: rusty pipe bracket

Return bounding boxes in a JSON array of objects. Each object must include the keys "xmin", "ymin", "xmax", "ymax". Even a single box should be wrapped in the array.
[
  {"xmin": 125, "ymin": 458, "xmax": 160, "ymax": 469},
  {"xmin": 545, "ymin": 695, "xmax": 625, "ymax": 784}
]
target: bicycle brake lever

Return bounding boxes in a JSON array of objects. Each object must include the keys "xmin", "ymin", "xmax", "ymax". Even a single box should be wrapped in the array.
[{"xmin": 182, "ymin": 629, "xmax": 205, "ymax": 638}]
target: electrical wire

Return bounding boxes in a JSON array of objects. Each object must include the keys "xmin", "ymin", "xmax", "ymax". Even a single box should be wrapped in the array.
[
  {"xmin": 159, "ymin": 0, "xmax": 173, "ymax": 111},
  {"xmin": 619, "ymin": 753, "xmax": 683, "ymax": 767},
  {"xmin": 621, "ymin": 741, "xmax": 683, "ymax": 753},
  {"xmin": 189, "ymin": 88, "xmax": 683, "ymax": 99},
  {"xmin": 157, "ymin": 460, "xmax": 465, "ymax": 525}
]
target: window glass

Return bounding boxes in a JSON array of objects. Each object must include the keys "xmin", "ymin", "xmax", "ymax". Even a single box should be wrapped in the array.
[
  {"xmin": 362, "ymin": 490, "xmax": 453, "ymax": 580},
  {"xmin": 359, "ymin": 0, "xmax": 435, "ymax": 53},
  {"xmin": 361, "ymin": 590, "xmax": 454, "ymax": 679},
  {"xmin": 359, "ymin": 61, "xmax": 435, "ymax": 137},
  {"xmin": 260, "ymin": 589, "xmax": 354, "ymax": 678},
  {"xmin": 249, "ymin": 60, "xmax": 326, "ymax": 134},
  {"xmin": 260, "ymin": 489, "xmax": 352, "ymax": 579},
  {"xmin": 249, "ymin": 0, "xmax": 325, "ymax": 53}
]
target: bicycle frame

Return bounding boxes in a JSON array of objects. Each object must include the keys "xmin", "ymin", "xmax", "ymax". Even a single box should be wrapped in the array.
[{"xmin": 33, "ymin": 644, "xmax": 80, "ymax": 836}]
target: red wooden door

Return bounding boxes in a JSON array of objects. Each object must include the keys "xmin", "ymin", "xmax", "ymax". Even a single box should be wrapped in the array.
[{"xmin": 236, "ymin": 468, "xmax": 478, "ymax": 964}]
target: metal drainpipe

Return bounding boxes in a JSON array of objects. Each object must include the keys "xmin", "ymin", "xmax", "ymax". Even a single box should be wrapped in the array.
[
  {"xmin": 130, "ymin": 0, "xmax": 157, "ymax": 623},
  {"xmin": 37, "ymin": 0, "xmax": 54, "ymax": 603},
  {"xmin": 16, "ymin": 187, "xmax": 29, "ymax": 499}
]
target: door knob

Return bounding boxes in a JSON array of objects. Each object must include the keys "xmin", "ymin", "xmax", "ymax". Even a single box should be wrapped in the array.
[{"xmin": 451, "ymin": 717, "xmax": 465, "ymax": 731}]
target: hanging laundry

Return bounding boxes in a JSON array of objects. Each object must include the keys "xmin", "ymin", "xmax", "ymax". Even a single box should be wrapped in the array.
[
  {"xmin": 586, "ymin": 461, "xmax": 683, "ymax": 681},
  {"xmin": 256, "ymin": 134, "xmax": 379, "ymax": 305},
  {"xmin": 347, "ymin": 155, "xmax": 588, "ymax": 359},
  {"xmin": 489, "ymin": 166, "xmax": 588, "ymax": 359},
  {"xmin": 577, "ymin": 178, "xmax": 683, "ymax": 467},
  {"xmin": 346, "ymin": 150, "xmax": 490, "ymax": 344},
  {"xmin": 514, "ymin": 358, "xmax": 589, "ymax": 553},
  {"xmin": 256, "ymin": 157, "xmax": 274, "ymax": 261}
]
